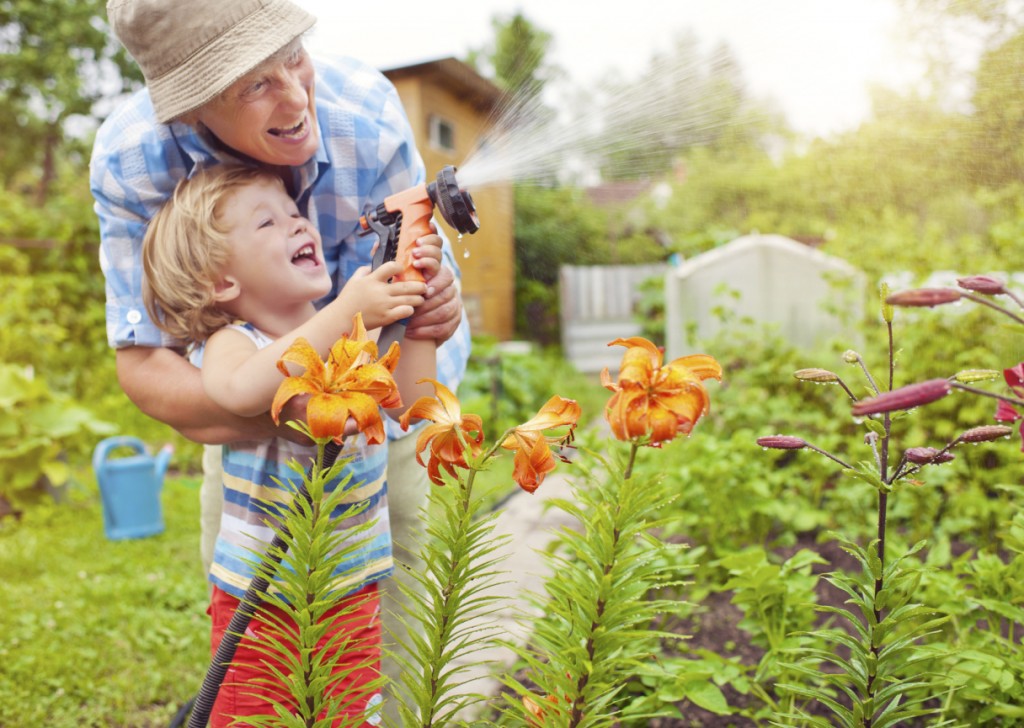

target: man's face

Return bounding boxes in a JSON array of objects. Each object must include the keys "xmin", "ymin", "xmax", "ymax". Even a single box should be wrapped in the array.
[{"xmin": 195, "ymin": 45, "xmax": 319, "ymax": 168}]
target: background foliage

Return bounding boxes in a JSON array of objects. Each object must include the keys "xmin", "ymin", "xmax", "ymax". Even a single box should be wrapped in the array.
[{"xmin": 5, "ymin": 1, "xmax": 1024, "ymax": 724}]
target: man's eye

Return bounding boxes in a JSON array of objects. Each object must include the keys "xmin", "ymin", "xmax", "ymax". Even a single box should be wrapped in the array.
[
  {"xmin": 287, "ymin": 49, "xmax": 303, "ymax": 67},
  {"xmin": 242, "ymin": 79, "xmax": 266, "ymax": 96}
]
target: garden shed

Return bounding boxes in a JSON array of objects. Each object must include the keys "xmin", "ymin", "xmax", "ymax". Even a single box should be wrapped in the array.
[{"xmin": 664, "ymin": 233, "xmax": 865, "ymax": 359}]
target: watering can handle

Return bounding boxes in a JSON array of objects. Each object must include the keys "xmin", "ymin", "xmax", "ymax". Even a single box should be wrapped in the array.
[{"xmin": 92, "ymin": 436, "xmax": 148, "ymax": 475}]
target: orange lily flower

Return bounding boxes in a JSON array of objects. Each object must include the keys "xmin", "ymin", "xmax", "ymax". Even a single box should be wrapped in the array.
[
  {"xmin": 522, "ymin": 694, "xmax": 549, "ymax": 726},
  {"xmin": 399, "ymin": 378, "xmax": 485, "ymax": 486},
  {"xmin": 271, "ymin": 313, "xmax": 401, "ymax": 445},
  {"xmin": 501, "ymin": 395, "xmax": 581, "ymax": 493},
  {"xmin": 601, "ymin": 337, "xmax": 722, "ymax": 445}
]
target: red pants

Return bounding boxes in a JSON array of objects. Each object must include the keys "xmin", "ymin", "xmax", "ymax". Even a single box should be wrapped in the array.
[{"xmin": 208, "ymin": 583, "xmax": 383, "ymax": 727}]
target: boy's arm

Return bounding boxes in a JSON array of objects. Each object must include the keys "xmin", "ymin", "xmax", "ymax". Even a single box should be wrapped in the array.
[
  {"xmin": 387, "ymin": 338, "xmax": 437, "ymax": 418},
  {"xmin": 201, "ymin": 262, "xmax": 425, "ymax": 416}
]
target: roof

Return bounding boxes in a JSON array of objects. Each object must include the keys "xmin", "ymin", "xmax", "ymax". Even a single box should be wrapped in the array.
[{"xmin": 381, "ymin": 57, "xmax": 504, "ymax": 112}]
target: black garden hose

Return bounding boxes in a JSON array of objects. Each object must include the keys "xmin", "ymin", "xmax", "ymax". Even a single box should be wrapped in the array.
[{"xmin": 183, "ymin": 439, "xmax": 342, "ymax": 728}]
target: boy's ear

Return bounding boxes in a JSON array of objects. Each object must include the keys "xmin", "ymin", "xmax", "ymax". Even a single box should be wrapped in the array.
[{"xmin": 213, "ymin": 275, "xmax": 241, "ymax": 303}]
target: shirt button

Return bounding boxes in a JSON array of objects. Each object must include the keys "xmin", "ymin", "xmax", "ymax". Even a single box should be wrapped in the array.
[{"xmin": 126, "ymin": 309, "xmax": 142, "ymax": 325}]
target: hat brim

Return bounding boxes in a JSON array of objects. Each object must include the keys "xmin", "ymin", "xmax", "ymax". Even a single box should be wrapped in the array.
[{"xmin": 148, "ymin": 2, "xmax": 316, "ymax": 123}]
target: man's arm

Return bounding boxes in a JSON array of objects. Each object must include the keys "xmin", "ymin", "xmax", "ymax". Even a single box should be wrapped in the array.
[{"xmin": 116, "ymin": 346, "xmax": 286, "ymax": 444}]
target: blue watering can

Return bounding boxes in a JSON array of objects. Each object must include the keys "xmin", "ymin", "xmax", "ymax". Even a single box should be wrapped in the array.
[{"xmin": 92, "ymin": 436, "xmax": 172, "ymax": 541}]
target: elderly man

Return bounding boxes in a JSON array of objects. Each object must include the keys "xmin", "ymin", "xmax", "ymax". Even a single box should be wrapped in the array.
[{"xmin": 91, "ymin": 0, "xmax": 469, "ymax": 723}]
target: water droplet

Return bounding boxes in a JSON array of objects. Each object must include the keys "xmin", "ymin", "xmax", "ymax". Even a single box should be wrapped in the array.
[
  {"xmin": 463, "ymin": 248, "xmax": 471, "ymax": 259},
  {"xmin": 457, "ymin": 233, "xmax": 464, "ymax": 244}
]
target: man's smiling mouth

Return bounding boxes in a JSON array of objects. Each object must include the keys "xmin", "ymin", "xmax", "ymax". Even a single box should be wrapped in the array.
[{"xmin": 270, "ymin": 117, "xmax": 307, "ymax": 139}]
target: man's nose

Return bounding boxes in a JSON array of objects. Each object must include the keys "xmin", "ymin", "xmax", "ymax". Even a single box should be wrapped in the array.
[{"xmin": 278, "ymin": 69, "xmax": 308, "ymax": 110}]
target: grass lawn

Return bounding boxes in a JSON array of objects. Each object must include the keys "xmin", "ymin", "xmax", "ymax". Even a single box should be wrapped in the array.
[{"xmin": 0, "ymin": 476, "xmax": 209, "ymax": 727}]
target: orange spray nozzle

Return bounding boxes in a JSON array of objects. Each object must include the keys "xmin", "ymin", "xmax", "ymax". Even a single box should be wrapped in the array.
[{"xmin": 359, "ymin": 165, "xmax": 480, "ymax": 282}]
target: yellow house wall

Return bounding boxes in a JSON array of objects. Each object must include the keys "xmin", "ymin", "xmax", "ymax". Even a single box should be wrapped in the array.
[{"xmin": 389, "ymin": 75, "xmax": 515, "ymax": 341}]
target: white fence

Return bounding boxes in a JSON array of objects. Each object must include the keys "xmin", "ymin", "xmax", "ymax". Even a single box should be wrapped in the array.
[
  {"xmin": 559, "ymin": 264, "xmax": 667, "ymax": 374},
  {"xmin": 558, "ymin": 235, "xmax": 870, "ymax": 374}
]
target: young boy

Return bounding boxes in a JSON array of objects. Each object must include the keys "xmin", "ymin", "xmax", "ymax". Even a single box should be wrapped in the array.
[{"xmin": 141, "ymin": 164, "xmax": 439, "ymax": 726}]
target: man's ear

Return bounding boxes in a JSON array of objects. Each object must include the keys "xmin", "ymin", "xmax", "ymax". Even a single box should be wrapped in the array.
[{"xmin": 213, "ymin": 275, "xmax": 241, "ymax": 303}]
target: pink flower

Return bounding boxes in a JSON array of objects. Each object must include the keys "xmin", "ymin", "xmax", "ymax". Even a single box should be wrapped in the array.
[{"xmin": 995, "ymin": 363, "xmax": 1024, "ymax": 452}]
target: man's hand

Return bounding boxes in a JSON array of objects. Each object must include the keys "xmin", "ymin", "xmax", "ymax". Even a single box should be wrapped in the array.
[{"xmin": 406, "ymin": 263, "xmax": 462, "ymax": 343}]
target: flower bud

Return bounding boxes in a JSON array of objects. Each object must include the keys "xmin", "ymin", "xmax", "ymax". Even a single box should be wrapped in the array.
[
  {"xmin": 842, "ymin": 350, "xmax": 861, "ymax": 364},
  {"xmin": 958, "ymin": 425, "xmax": 1014, "ymax": 443},
  {"xmin": 757, "ymin": 435, "xmax": 806, "ymax": 449},
  {"xmin": 905, "ymin": 447, "xmax": 955, "ymax": 464},
  {"xmin": 952, "ymin": 369, "xmax": 1001, "ymax": 384},
  {"xmin": 880, "ymin": 282, "xmax": 894, "ymax": 323},
  {"xmin": 957, "ymin": 275, "xmax": 1006, "ymax": 295},
  {"xmin": 794, "ymin": 368, "xmax": 839, "ymax": 383},
  {"xmin": 886, "ymin": 288, "xmax": 962, "ymax": 307},
  {"xmin": 852, "ymin": 378, "xmax": 952, "ymax": 416}
]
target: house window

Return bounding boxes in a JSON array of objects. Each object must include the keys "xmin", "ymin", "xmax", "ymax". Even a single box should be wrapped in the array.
[{"xmin": 429, "ymin": 114, "xmax": 456, "ymax": 152}]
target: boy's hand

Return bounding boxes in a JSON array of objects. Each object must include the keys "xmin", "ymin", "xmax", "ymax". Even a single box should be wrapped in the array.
[
  {"xmin": 341, "ymin": 261, "xmax": 426, "ymax": 329},
  {"xmin": 410, "ymin": 234, "xmax": 444, "ymax": 285}
]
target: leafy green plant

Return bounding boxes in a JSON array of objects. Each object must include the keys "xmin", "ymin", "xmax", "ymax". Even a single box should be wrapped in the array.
[
  {"xmin": 754, "ymin": 285, "xmax": 1015, "ymax": 727},
  {"xmin": 228, "ymin": 441, "xmax": 382, "ymax": 728},
  {"xmin": 391, "ymin": 382, "xmax": 580, "ymax": 726},
  {"xmin": 498, "ymin": 444, "xmax": 692, "ymax": 726},
  {"xmin": 0, "ymin": 362, "xmax": 115, "ymax": 510}
]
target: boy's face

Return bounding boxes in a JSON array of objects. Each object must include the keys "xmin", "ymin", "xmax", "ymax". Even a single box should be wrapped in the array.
[
  {"xmin": 195, "ymin": 45, "xmax": 319, "ymax": 168},
  {"xmin": 218, "ymin": 178, "xmax": 331, "ymax": 309}
]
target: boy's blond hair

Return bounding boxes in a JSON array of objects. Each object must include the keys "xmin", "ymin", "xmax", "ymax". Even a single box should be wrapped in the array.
[{"xmin": 142, "ymin": 164, "xmax": 287, "ymax": 344}]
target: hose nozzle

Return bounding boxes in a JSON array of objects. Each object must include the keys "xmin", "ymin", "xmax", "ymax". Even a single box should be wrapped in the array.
[{"xmin": 428, "ymin": 165, "xmax": 480, "ymax": 235}]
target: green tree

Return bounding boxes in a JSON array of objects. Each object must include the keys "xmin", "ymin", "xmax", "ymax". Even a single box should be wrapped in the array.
[
  {"xmin": 466, "ymin": 11, "xmax": 559, "ymax": 103},
  {"xmin": 0, "ymin": 0, "xmax": 141, "ymax": 201},
  {"xmin": 968, "ymin": 28, "xmax": 1024, "ymax": 186}
]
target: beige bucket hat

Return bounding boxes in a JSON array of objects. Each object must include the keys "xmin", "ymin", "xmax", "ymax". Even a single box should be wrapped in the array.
[{"xmin": 107, "ymin": 0, "xmax": 317, "ymax": 123}]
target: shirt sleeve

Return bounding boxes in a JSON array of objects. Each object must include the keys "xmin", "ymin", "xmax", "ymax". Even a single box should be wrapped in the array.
[{"xmin": 89, "ymin": 98, "xmax": 189, "ymax": 349}]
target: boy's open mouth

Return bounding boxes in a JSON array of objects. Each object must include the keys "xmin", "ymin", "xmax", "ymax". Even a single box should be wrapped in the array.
[{"xmin": 291, "ymin": 243, "xmax": 319, "ymax": 268}]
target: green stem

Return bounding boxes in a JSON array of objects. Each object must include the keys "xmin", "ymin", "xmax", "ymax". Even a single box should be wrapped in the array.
[
  {"xmin": 420, "ymin": 467, "xmax": 476, "ymax": 728},
  {"xmin": 854, "ymin": 353, "xmax": 882, "ymax": 396},
  {"xmin": 962, "ymin": 290, "xmax": 1024, "ymax": 326},
  {"xmin": 952, "ymin": 381, "xmax": 1024, "ymax": 408},
  {"xmin": 568, "ymin": 447, "xmax": 634, "ymax": 727},
  {"xmin": 804, "ymin": 442, "xmax": 856, "ymax": 470},
  {"xmin": 865, "ymin": 490, "xmax": 888, "ymax": 728},
  {"xmin": 623, "ymin": 442, "xmax": 639, "ymax": 480}
]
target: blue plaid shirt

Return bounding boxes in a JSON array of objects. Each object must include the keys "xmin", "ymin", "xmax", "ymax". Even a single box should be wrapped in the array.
[{"xmin": 90, "ymin": 54, "xmax": 470, "ymax": 438}]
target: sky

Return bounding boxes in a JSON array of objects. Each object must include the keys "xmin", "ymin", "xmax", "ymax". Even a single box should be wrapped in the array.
[{"xmin": 295, "ymin": 0, "xmax": 933, "ymax": 139}]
